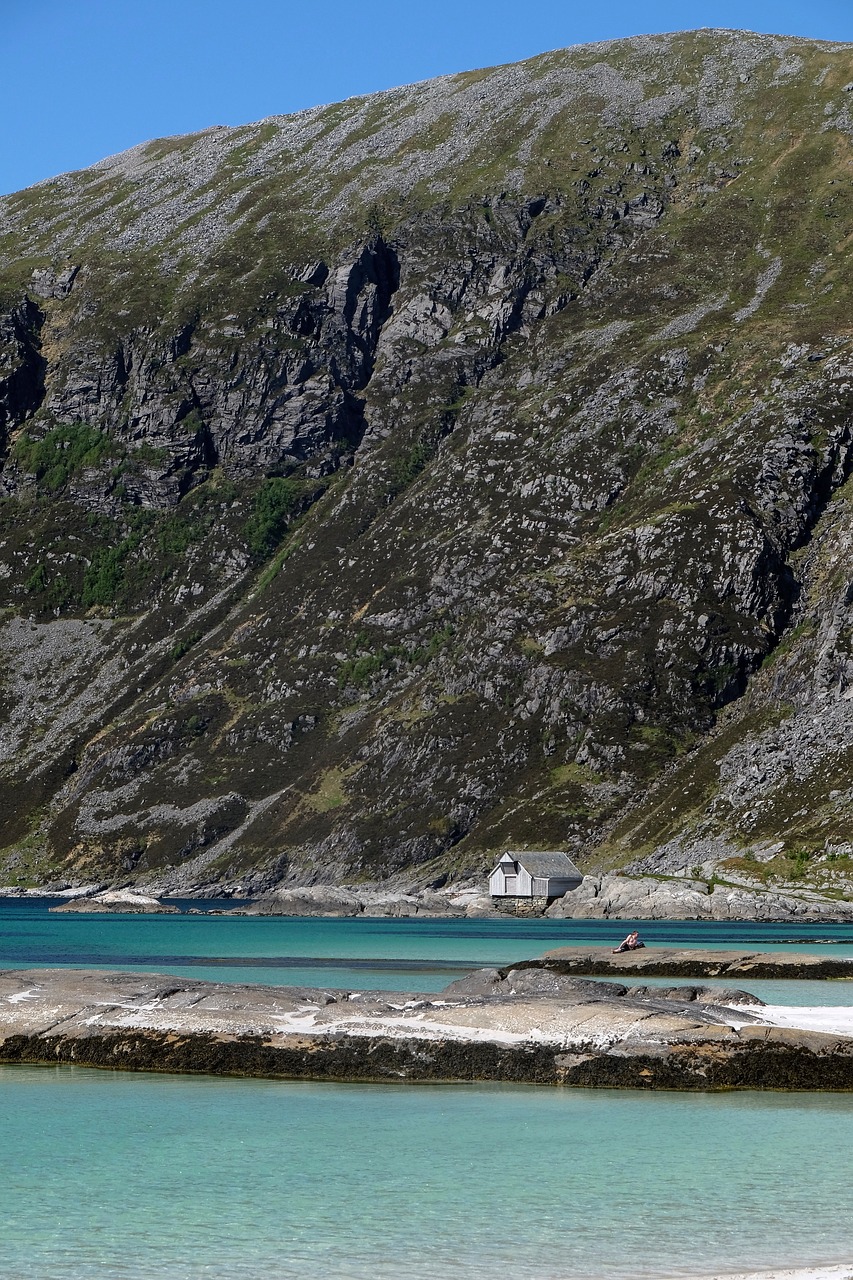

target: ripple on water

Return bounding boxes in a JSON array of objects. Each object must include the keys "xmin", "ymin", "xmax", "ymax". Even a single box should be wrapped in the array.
[{"xmin": 1, "ymin": 1067, "xmax": 852, "ymax": 1280}]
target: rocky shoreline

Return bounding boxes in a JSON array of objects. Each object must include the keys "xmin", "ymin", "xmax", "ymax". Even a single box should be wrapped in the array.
[
  {"xmin": 1, "ymin": 955, "xmax": 852, "ymax": 1090},
  {"xmin": 6, "ymin": 871, "xmax": 853, "ymax": 923}
]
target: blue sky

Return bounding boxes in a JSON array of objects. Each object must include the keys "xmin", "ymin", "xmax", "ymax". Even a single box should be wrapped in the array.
[{"xmin": 3, "ymin": 0, "xmax": 852, "ymax": 196}]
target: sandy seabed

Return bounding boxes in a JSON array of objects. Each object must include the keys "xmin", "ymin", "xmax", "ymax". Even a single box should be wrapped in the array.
[{"xmin": 689, "ymin": 1267, "xmax": 852, "ymax": 1280}]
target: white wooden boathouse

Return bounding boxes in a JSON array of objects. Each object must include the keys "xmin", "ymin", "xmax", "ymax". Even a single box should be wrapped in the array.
[{"xmin": 488, "ymin": 851, "xmax": 583, "ymax": 899}]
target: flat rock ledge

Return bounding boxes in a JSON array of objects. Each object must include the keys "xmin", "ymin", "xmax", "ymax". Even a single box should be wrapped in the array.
[
  {"xmin": 1, "ymin": 966, "xmax": 852, "ymax": 1091},
  {"xmin": 531, "ymin": 946, "xmax": 853, "ymax": 980}
]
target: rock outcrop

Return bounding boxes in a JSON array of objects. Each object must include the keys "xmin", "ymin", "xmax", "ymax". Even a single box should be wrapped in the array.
[
  {"xmin": 530, "ymin": 946, "xmax": 853, "ymax": 980},
  {"xmin": 546, "ymin": 875, "xmax": 853, "ymax": 921},
  {"xmin": 1, "ymin": 966, "xmax": 851, "ymax": 1090},
  {"xmin": 224, "ymin": 884, "xmax": 498, "ymax": 917},
  {"xmin": 49, "ymin": 890, "xmax": 179, "ymax": 913},
  {"xmin": 3, "ymin": 32, "xmax": 853, "ymax": 897}
]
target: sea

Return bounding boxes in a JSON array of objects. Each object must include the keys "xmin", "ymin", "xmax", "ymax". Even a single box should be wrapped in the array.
[{"xmin": 1, "ymin": 901, "xmax": 852, "ymax": 1279}]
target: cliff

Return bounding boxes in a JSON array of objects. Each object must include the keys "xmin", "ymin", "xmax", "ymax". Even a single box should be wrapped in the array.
[{"xmin": 3, "ymin": 30, "xmax": 853, "ymax": 893}]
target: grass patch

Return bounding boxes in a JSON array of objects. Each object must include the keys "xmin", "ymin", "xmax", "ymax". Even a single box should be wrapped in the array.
[
  {"xmin": 304, "ymin": 766, "xmax": 359, "ymax": 813},
  {"xmin": 763, "ymin": 621, "xmax": 816, "ymax": 667},
  {"xmin": 550, "ymin": 762, "xmax": 604, "ymax": 786}
]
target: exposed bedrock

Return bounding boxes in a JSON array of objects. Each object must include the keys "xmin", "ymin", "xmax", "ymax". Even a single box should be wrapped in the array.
[
  {"xmin": 185, "ymin": 874, "xmax": 853, "ymax": 922},
  {"xmin": 0, "ymin": 967, "xmax": 851, "ymax": 1089},
  {"xmin": 4, "ymin": 32, "xmax": 853, "ymax": 894},
  {"xmin": 50, "ymin": 889, "xmax": 179, "ymax": 913},
  {"xmin": 545, "ymin": 874, "xmax": 853, "ymax": 921}
]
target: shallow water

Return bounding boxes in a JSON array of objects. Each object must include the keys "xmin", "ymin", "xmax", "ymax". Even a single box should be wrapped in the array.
[
  {"xmin": 2, "ymin": 909, "xmax": 852, "ymax": 1278},
  {"xmin": 597, "ymin": 974, "xmax": 853, "ymax": 1006},
  {"xmin": 2, "ymin": 901, "xmax": 852, "ymax": 993},
  {"xmin": 1, "ymin": 1066, "xmax": 851, "ymax": 1280}
]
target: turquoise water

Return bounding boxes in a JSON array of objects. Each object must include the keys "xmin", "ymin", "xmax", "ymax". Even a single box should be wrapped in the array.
[
  {"xmin": 2, "ymin": 909, "xmax": 853, "ymax": 1278},
  {"xmin": 598, "ymin": 974, "xmax": 853, "ymax": 1006},
  {"xmin": 2, "ymin": 901, "xmax": 853, "ymax": 993},
  {"xmin": 1, "ymin": 1066, "xmax": 851, "ymax": 1280}
]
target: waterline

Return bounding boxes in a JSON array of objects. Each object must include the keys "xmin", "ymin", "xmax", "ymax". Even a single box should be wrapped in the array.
[{"xmin": 2, "ymin": 904, "xmax": 853, "ymax": 991}]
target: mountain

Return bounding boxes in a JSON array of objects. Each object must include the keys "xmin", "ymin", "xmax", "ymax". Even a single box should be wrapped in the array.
[{"xmin": 2, "ymin": 28, "xmax": 853, "ymax": 895}]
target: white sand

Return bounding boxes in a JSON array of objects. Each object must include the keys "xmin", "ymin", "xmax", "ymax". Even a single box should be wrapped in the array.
[{"xmin": 749, "ymin": 1006, "xmax": 853, "ymax": 1037}]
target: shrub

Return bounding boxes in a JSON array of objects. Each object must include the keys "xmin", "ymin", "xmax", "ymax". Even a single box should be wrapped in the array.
[
  {"xmin": 14, "ymin": 423, "xmax": 113, "ymax": 491},
  {"xmin": 82, "ymin": 544, "xmax": 127, "ymax": 607},
  {"xmin": 26, "ymin": 564, "xmax": 49, "ymax": 593},
  {"xmin": 27, "ymin": 563, "xmax": 73, "ymax": 611},
  {"xmin": 171, "ymin": 630, "xmax": 202, "ymax": 661},
  {"xmin": 184, "ymin": 714, "xmax": 208, "ymax": 737},
  {"xmin": 158, "ymin": 515, "xmax": 199, "ymax": 556},
  {"xmin": 418, "ymin": 622, "xmax": 454, "ymax": 662},
  {"xmin": 789, "ymin": 847, "xmax": 812, "ymax": 880},
  {"xmin": 337, "ymin": 653, "xmax": 385, "ymax": 689},
  {"xmin": 388, "ymin": 441, "xmax": 429, "ymax": 492},
  {"xmin": 244, "ymin": 476, "xmax": 303, "ymax": 559}
]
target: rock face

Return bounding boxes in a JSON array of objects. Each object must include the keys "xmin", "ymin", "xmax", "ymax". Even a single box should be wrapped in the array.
[
  {"xmin": 4, "ymin": 32, "xmax": 853, "ymax": 896},
  {"xmin": 218, "ymin": 874, "xmax": 853, "ymax": 920},
  {"xmin": 1, "ymin": 966, "xmax": 851, "ymax": 1090},
  {"xmin": 546, "ymin": 875, "xmax": 853, "ymax": 920}
]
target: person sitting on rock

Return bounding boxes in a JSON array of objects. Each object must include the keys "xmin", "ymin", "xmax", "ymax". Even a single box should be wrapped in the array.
[{"xmin": 612, "ymin": 930, "xmax": 644, "ymax": 953}]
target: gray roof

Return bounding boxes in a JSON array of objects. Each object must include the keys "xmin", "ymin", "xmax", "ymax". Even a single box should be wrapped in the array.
[{"xmin": 502, "ymin": 851, "xmax": 582, "ymax": 879}]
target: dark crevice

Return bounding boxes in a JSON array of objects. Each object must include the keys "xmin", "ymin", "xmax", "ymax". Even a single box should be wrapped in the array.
[
  {"xmin": 710, "ymin": 414, "xmax": 853, "ymax": 713},
  {"xmin": 0, "ymin": 297, "xmax": 47, "ymax": 467},
  {"xmin": 323, "ymin": 237, "xmax": 402, "ymax": 462},
  {"xmin": 771, "ymin": 416, "xmax": 853, "ymax": 628}
]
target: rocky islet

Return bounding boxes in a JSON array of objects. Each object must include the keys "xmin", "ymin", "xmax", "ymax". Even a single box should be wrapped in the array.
[{"xmin": 2, "ymin": 954, "xmax": 853, "ymax": 1089}]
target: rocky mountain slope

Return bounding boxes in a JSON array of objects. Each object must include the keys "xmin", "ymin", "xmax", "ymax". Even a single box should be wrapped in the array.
[{"xmin": 3, "ymin": 28, "xmax": 853, "ymax": 894}]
